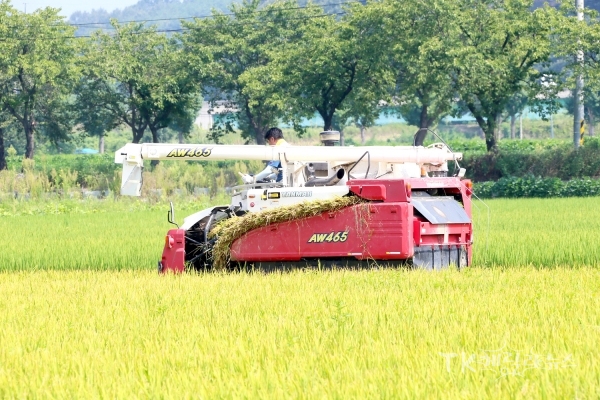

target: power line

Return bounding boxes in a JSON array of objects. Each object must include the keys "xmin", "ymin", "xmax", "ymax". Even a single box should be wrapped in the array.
[
  {"xmin": 68, "ymin": 0, "xmax": 360, "ymax": 28},
  {"xmin": 83, "ymin": 11, "xmax": 347, "ymax": 38},
  {"xmin": 0, "ymin": 11, "xmax": 348, "ymax": 42}
]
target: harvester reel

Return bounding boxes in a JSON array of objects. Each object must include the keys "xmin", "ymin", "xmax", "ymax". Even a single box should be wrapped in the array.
[{"xmin": 184, "ymin": 207, "xmax": 238, "ymax": 271}]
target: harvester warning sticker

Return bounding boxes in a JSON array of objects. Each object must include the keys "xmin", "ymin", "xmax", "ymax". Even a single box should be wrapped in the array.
[
  {"xmin": 308, "ymin": 231, "xmax": 349, "ymax": 243},
  {"xmin": 166, "ymin": 147, "xmax": 212, "ymax": 158}
]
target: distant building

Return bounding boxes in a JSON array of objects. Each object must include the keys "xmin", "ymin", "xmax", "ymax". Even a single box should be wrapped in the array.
[{"xmin": 195, "ymin": 101, "xmax": 238, "ymax": 130}]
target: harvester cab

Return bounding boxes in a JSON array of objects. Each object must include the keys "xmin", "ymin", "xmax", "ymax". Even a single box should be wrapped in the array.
[{"xmin": 115, "ymin": 132, "xmax": 473, "ymax": 272}]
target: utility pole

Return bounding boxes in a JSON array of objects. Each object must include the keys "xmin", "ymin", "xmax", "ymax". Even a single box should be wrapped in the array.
[{"xmin": 574, "ymin": 0, "xmax": 584, "ymax": 149}]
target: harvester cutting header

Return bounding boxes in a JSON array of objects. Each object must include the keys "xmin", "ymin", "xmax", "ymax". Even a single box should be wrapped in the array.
[{"xmin": 115, "ymin": 131, "xmax": 473, "ymax": 272}]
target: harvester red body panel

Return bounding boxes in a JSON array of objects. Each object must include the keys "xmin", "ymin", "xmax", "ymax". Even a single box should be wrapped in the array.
[
  {"xmin": 230, "ymin": 202, "xmax": 414, "ymax": 262},
  {"xmin": 161, "ymin": 229, "xmax": 186, "ymax": 273},
  {"xmin": 159, "ymin": 177, "xmax": 473, "ymax": 272}
]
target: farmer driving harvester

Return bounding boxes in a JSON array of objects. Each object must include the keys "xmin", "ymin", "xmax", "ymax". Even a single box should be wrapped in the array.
[{"xmin": 240, "ymin": 127, "xmax": 288, "ymax": 184}]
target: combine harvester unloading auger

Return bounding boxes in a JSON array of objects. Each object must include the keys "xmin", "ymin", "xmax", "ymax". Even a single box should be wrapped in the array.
[{"xmin": 115, "ymin": 132, "xmax": 473, "ymax": 272}]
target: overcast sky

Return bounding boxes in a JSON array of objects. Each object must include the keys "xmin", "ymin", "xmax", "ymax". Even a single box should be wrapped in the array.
[{"xmin": 23, "ymin": 0, "xmax": 140, "ymax": 17}]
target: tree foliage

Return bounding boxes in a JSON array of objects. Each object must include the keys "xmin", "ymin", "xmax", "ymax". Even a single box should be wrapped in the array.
[
  {"xmin": 447, "ymin": 0, "xmax": 559, "ymax": 152},
  {"xmin": 79, "ymin": 21, "xmax": 202, "ymax": 145},
  {"xmin": 0, "ymin": 2, "xmax": 77, "ymax": 159},
  {"xmin": 0, "ymin": 0, "xmax": 596, "ymax": 159},
  {"xmin": 373, "ymin": 0, "xmax": 456, "ymax": 145},
  {"xmin": 182, "ymin": 0, "xmax": 316, "ymax": 144},
  {"xmin": 261, "ymin": 3, "xmax": 390, "ymax": 132}
]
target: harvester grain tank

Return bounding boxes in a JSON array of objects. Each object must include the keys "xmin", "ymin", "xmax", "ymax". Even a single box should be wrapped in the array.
[{"xmin": 115, "ymin": 132, "xmax": 473, "ymax": 272}]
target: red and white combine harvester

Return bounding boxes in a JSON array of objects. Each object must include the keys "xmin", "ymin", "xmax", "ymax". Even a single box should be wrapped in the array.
[{"xmin": 115, "ymin": 132, "xmax": 473, "ymax": 272}]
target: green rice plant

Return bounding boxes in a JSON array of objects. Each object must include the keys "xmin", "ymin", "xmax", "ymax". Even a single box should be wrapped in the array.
[
  {"xmin": 1, "ymin": 196, "xmax": 599, "ymax": 271},
  {"xmin": 0, "ymin": 196, "xmax": 226, "ymax": 271},
  {"xmin": 471, "ymin": 197, "xmax": 600, "ymax": 267}
]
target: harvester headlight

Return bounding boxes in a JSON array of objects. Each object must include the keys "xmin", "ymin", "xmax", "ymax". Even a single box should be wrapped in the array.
[
  {"xmin": 464, "ymin": 181, "xmax": 473, "ymax": 196},
  {"xmin": 165, "ymin": 235, "xmax": 175, "ymax": 249}
]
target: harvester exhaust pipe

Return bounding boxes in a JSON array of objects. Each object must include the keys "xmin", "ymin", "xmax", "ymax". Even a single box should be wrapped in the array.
[{"xmin": 305, "ymin": 168, "xmax": 345, "ymax": 187}]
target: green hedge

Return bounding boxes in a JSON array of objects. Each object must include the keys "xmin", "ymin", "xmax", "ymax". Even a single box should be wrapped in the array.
[
  {"xmin": 445, "ymin": 138, "xmax": 581, "ymax": 153},
  {"xmin": 445, "ymin": 138, "xmax": 572, "ymax": 153},
  {"xmin": 459, "ymin": 137, "xmax": 600, "ymax": 181},
  {"xmin": 474, "ymin": 176, "xmax": 600, "ymax": 198},
  {"xmin": 5, "ymin": 139, "xmax": 600, "ymax": 197}
]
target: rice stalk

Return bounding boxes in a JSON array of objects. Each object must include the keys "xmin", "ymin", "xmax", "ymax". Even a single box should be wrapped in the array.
[{"xmin": 209, "ymin": 195, "xmax": 367, "ymax": 270}]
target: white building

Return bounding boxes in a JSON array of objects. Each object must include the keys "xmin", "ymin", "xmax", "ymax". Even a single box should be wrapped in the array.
[{"xmin": 195, "ymin": 101, "xmax": 238, "ymax": 130}]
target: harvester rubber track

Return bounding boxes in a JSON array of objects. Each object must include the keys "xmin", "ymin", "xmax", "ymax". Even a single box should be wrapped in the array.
[{"xmin": 412, "ymin": 245, "xmax": 468, "ymax": 270}]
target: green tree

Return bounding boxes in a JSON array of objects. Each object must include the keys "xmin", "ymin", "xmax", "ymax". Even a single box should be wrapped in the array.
[
  {"xmin": 448, "ymin": 0, "xmax": 559, "ymax": 152},
  {"xmin": 263, "ymin": 2, "xmax": 391, "ymax": 133},
  {"xmin": 0, "ymin": 0, "xmax": 13, "ymax": 169},
  {"xmin": 79, "ymin": 21, "xmax": 202, "ymax": 145},
  {"xmin": 73, "ymin": 78, "xmax": 121, "ymax": 153},
  {"xmin": 182, "ymin": 0, "xmax": 311, "ymax": 144},
  {"xmin": 372, "ymin": 0, "xmax": 455, "ymax": 145},
  {"xmin": 36, "ymin": 84, "xmax": 77, "ymax": 152},
  {"xmin": 0, "ymin": 5, "xmax": 77, "ymax": 159}
]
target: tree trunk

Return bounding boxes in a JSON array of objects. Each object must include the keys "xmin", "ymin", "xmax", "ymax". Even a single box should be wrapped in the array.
[
  {"xmin": 495, "ymin": 114, "xmax": 502, "ymax": 142},
  {"xmin": 0, "ymin": 127, "xmax": 6, "ymax": 171},
  {"xmin": 485, "ymin": 128, "xmax": 497, "ymax": 152},
  {"xmin": 132, "ymin": 127, "xmax": 144, "ymax": 144},
  {"xmin": 24, "ymin": 123, "xmax": 34, "ymax": 159},
  {"xmin": 413, "ymin": 104, "xmax": 429, "ymax": 146},
  {"xmin": 178, "ymin": 131, "xmax": 184, "ymax": 144},
  {"xmin": 519, "ymin": 113, "xmax": 523, "ymax": 140},
  {"xmin": 510, "ymin": 114, "xmax": 516, "ymax": 139},
  {"xmin": 322, "ymin": 114, "xmax": 333, "ymax": 132},
  {"xmin": 241, "ymin": 101, "xmax": 266, "ymax": 145},
  {"xmin": 340, "ymin": 130, "xmax": 345, "ymax": 146},
  {"xmin": 474, "ymin": 115, "xmax": 498, "ymax": 152},
  {"xmin": 98, "ymin": 134, "xmax": 105, "ymax": 154},
  {"xmin": 130, "ymin": 104, "xmax": 145, "ymax": 143},
  {"xmin": 360, "ymin": 126, "xmax": 366, "ymax": 144},
  {"xmin": 253, "ymin": 126, "xmax": 266, "ymax": 145}
]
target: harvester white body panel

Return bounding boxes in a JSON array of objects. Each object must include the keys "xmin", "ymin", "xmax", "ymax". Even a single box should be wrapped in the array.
[
  {"xmin": 231, "ymin": 185, "xmax": 350, "ymax": 212},
  {"xmin": 180, "ymin": 186, "xmax": 350, "ymax": 230},
  {"xmin": 115, "ymin": 143, "xmax": 462, "ymax": 196}
]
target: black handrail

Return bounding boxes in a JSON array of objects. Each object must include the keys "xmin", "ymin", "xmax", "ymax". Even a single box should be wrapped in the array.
[{"xmin": 347, "ymin": 151, "xmax": 370, "ymax": 179}]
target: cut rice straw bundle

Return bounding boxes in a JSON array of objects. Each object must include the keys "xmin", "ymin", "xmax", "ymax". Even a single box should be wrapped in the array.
[{"xmin": 209, "ymin": 195, "xmax": 366, "ymax": 270}]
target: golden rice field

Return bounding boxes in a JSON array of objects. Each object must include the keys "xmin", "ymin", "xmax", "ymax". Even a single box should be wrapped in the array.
[{"xmin": 0, "ymin": 197, "xmax": 599, "ymax": 398}]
